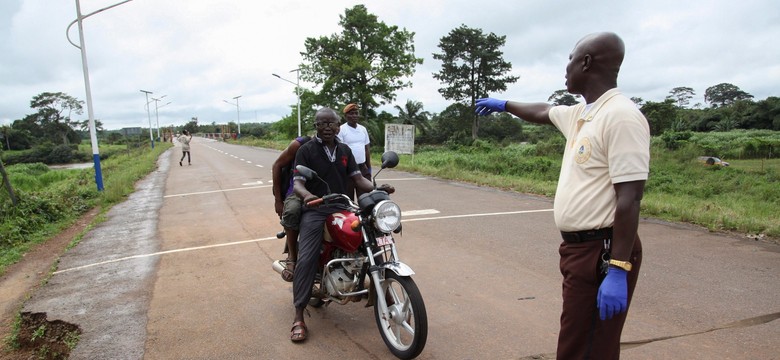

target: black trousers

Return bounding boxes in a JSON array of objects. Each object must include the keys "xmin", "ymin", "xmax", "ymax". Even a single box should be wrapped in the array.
[
  {"xmin": 292, "ymin": 206, "xmax": 332, "ymax": 309},
  {"xmin": 179, "ymin": 151, "xmax": 191, "ymax": 164}
]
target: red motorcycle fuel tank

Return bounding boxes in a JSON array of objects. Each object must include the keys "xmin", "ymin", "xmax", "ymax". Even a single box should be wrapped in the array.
[{"xmin": 324, "ymin": 210, "xmax": 362, "ymax": 253}]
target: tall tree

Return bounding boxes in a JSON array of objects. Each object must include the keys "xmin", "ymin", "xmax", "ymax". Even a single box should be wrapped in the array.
[
  {"xmin": 433, "ymin": 24, "xmax": 518, "ymax": 140},
  {"xmin": 548, "ymin": 90, "xmax": 580, "ymax": 106},
  {"xmin": 300, "ymin": 5, "xmax": 422, "ymax": 119},
  {"xmin": 394, "ymin": 99, "xmax": 431, "ymax": 136},
  {"xmin": 704, "ymin": 83, "xmax": 753, "ymax": 108},
  {"xmin": 29, "ymin": 92, "xmax": 84, "ymax": 145},
  {"xmin": 666, "ymin": 86, "xmax": 696, "ymax": 108}
]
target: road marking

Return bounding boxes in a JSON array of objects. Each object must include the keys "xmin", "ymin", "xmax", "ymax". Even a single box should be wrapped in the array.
[
  {"xmin": 53, "ymin": 236, "xmax": 280, "ymax": 274},
  {"xmin": 403, "ymin": 209, "xmax": 440, "ymax": 216},
  {"xmin": 163, "ymin": 185, "xmax": 270, "ymax": 198},
  {"xmin": 402, "ymin": 208, "xmax": 553, "ymax": 222},
  {"xmin": 242, "ymin": 181, "xmax": 264, "ymax": 186}
]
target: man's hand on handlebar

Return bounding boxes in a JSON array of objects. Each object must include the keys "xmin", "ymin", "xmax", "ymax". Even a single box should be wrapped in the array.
[
  {"xmin": 303, "ymin": 194, "xmax": 321, "ymax": 207},
  {"xmin": 377, "ymin": 184, "xmax": 395, "ymax": 194}
]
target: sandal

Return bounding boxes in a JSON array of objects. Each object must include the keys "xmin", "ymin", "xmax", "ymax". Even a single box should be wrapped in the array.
[
  {"xmin": 290, "ymin": 321, "xmax": 307, "ymax": 342},
  {"xmin": 281, "ymin": 260, "xmax": 295, "ymax": 282}
]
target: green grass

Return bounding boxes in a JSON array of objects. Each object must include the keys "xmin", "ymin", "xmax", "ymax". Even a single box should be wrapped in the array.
[{"xmin": 0, "ymin": 142, "xmax": 172, "ymax": 275}]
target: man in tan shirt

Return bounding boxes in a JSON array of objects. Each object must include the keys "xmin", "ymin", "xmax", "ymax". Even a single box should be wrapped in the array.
[{"xmin": 475, "ymin": 32, "xmax": 650, "ymax": 359}]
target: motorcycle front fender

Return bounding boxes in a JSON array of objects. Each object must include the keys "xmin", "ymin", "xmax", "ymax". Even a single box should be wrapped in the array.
[{"xmin": 378, "ymin": 261, "xmax": 415, "ymax": 277}]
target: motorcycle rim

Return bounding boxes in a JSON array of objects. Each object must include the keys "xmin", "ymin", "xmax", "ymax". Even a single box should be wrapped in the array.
[{"xmin": 373, "ymin": 271, "xmax": 428, "ymax": 359}]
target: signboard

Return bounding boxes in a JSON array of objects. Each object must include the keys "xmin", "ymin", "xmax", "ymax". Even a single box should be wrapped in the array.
[
  {"xmin": 384, "ymin": 124, "xmax": 415, "ymax": 155},
  {"xmin": 121, "ymin": 127, "xmax": 142, "ymax": 135}
]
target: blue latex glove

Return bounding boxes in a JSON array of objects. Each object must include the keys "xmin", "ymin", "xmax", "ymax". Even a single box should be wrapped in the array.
[
  {"xmin": 475, "ymin": 98, "xmax": 507, "ymax": 116},
  {"xmin": 597, "ymin": 267, "xmax": 628, "ymax": 320}
]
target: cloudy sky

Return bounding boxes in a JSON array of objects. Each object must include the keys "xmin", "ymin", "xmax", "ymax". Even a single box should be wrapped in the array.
[{"xmin": 1, "ymin": 0, "xmax": 778, "ymax": 131}]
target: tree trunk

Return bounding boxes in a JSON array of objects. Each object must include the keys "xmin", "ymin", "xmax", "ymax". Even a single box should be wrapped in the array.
[
  {"xmin": 0, "ymin": 157, "xmax": 18, "ymax": 206},
  {"xmin": 472, "ymin": 114, "xmax": 479, "ymax": 140}
]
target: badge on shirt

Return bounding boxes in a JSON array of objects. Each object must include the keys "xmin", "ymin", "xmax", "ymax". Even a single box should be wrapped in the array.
[{"xmin": 574, "ymin": 137, "xmax": 592, "ymax": 164}]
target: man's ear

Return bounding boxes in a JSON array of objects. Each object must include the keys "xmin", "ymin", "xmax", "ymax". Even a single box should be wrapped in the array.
[{"xmin": 583, "ymin": 54, "xmax": 592, "ymax": 72}]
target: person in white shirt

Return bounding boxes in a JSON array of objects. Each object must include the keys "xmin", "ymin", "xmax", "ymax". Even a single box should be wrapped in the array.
[{"xmin": 337, "ymin": 103, "xmax": 372, "ymax": 199}]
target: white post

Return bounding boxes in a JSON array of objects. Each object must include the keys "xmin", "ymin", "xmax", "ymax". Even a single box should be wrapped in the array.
[{"xmin": 74, "ymin": 0, "xmax": 104, "ymax": 191}]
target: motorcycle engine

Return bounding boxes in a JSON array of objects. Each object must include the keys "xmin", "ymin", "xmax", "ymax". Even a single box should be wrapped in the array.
[{"xmin": 324, "ymin": 249, "xmax": 364, "ymax": 295}]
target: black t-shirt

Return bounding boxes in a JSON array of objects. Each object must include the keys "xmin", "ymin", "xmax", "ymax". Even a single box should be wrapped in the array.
[{"xmin": 293, "ymin": 137, "xmax": 360, "ymax": 198}]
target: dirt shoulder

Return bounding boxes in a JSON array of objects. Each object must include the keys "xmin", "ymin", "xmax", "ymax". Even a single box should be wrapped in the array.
[{"xmin": 0, "ymin": 207, "xmax": 101, "ymax": 358}]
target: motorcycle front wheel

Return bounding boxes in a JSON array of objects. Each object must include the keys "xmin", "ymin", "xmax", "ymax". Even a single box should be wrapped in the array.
[{"xmin": 374, "ymin": 271, "xmax": 428, "ymax": 359}]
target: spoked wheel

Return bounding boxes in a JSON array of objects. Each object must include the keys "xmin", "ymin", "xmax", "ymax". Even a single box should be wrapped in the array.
[{"xmin": 374, "ymin": 271, "xmax": 427, "ymax": 359}]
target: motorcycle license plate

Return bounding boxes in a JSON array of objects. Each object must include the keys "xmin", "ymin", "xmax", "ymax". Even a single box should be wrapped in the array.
[{"xmin": 376, "ymin": 234, "xmax": 394, "ymax": 246}]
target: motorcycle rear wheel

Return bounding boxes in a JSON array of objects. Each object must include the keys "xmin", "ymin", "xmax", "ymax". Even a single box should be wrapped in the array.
[{"xmin": 374, "ymin": 271, "xmax": 428, "ymax": 359}]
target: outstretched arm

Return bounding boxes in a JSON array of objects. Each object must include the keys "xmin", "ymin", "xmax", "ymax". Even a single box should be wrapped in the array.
[{"xmin": 475, "ymin": 98, "xmax": 553, "ymax": 125}]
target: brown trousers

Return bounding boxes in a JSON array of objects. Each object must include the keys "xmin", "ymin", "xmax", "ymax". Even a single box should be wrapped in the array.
[{"xmin": 556, "ymin": 235, "xmax": 642, "ymax": 360}]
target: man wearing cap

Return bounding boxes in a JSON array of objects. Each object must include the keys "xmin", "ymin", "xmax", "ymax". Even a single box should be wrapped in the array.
[{"xmin": 337, "ymin": 103, "xmax": 372, "ymax": 199}]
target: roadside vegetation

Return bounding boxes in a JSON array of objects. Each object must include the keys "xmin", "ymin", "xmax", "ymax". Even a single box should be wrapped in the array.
[{"xmin": 0, "ymin": 143, "xmax": 171, "ymax": 276}]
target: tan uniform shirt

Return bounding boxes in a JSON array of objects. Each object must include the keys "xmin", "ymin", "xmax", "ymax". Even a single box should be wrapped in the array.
[{"xmin": 548, "ymin": 88, "xmax": 650, "ymax": 232}]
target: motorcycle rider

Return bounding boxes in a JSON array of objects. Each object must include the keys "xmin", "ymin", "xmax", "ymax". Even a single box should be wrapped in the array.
[{"xmin": 289, "ymin": 107, "xmax": 392, "ymax": 342}]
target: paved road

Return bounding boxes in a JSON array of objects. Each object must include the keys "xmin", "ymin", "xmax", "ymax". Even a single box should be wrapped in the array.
[{"xmin": 24, "ymin": 137, "xmax": 780, "ymax": 359}]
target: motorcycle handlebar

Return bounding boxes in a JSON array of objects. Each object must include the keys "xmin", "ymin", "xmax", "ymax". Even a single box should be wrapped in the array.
[{"xmin": 305, "ymin": 193, "xmax": 349, "ymax": 208}]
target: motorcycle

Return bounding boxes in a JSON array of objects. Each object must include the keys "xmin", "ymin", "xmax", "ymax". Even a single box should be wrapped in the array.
[{"xmin": 272, "ymin": 151, "xmax": 428, "ymax": 359}]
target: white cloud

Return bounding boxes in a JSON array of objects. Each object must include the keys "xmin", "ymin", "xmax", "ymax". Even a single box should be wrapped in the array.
[{"xmin": 1, "ymin": 0, "xmax": 778, "ymax": 130}]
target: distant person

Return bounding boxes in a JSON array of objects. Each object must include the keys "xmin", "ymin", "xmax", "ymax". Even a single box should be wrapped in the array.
[
  {"xmin": 475, "ymin": 32, "xmax": 650, "ymax": 359},
  {"xmin": 271, "ymin": 134, "xmax": 313, "ymax": 282},
  {"xmin": 337, "ymin": 103, "xmax": 371, "ymax": 199},
  {"xmin": 178, "ymin": 130, "xmax": 192, "ymax": 166}
]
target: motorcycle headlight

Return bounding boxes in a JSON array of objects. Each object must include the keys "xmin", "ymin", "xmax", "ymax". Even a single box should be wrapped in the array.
[{"xmin": 372, "ymin": 200, "xmax": 401, "ymax": 233}]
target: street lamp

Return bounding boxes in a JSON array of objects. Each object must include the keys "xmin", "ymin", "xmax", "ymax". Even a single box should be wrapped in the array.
[
  {"xmin": 272, "ymin": 68, "xmax": 301, "ymax": 136},
  {"xmin": 66, "ymin": 0, "xmax": 133, "ymax": 191},
  {"xmin": 140, "ymin": 90, "xmax": 154, "ymax": 148},
  {"xmin": 223, "ymin": 95, "xmax": 241, "ymax": 137},
  {"xmin": 151, "ymin": 95, "xmax": 168, "ymax": 140}
]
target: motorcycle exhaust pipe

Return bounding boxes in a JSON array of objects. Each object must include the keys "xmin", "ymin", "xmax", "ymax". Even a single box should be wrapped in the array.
[{"xmin": 271, "ymin": 260, "xmax": 286, "ymax": 275}]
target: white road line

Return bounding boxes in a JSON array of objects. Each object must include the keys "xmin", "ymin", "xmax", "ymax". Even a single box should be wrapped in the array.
[
  {"xmin": 163, "ymin": 185, "xmax": 271, "ymax": 198},
  {"xmin": 403, "ymin": 209, "xmax": 440, "ymax": 216},
  {"xmin": 53, "ymin": 236, "xmax": 279, "ymax": 274},
  {"xmin": 402, "ymin": 208, "xmax": 553, "ymax": 222}
]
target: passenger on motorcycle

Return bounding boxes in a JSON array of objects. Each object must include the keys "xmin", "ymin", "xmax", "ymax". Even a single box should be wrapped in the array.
[{"xmin": 288, "ymin": 107, "xmax": 392, "ymax": 342}]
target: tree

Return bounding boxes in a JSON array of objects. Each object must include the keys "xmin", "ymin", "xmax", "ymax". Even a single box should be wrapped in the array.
[
  {"xmin": 666, "ymin": 86, "xmax": 695, "ymax": 108},
  {"xmin": 640, "ymin": 99, "xmax": 678, "ymax": 135},
  {"xmin": 548, "ymin": 90, "xmax": 580, "ymax": 106},
  {"xmin": 704, "ymin": 83, "xmax": 753, "ymax": 108},
  {"xmin": 29, "ymin": 92, "xmax": 84, "ymax": 145},
  {"xmin": 433, "ymin": 24, "xmax": 518, "ymax": 140},
  {"xmin": 394, "ymin": 99, "xmax": 431, "ymax": 136},
  {"xmin": 300, "ymin": 5, "xmax": 422, "ymax": 119}
]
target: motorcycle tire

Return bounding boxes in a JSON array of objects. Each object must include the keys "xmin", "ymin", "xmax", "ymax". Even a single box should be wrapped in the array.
[{"xmin": 373, "ymin": 271, "xmax": 428, "ymax": 359}]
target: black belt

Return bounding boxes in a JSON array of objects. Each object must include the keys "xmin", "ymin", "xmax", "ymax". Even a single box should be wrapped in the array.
[{"xmin": 560, "ymin": 227, "xmax": 613, "ymax": 243}]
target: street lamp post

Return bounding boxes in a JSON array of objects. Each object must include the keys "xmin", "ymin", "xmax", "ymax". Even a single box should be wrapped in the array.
[
  {"xmin": 223, "ymin": 95, "xmax": 241, "ymax": 137},
  {"xmin": 140, "ymin": 90, "xmax": 154, "ymax": 148},
  {"xmin": 272, "ymin": 68, "xmax": 301, "ymax": 137},
  {"xmin": 66, "ymin": 0, "xmax": 134, "ymax": 191},
  {"xmin": 151, "ymin": 95, "xmax": 168, "ymax": 140}
]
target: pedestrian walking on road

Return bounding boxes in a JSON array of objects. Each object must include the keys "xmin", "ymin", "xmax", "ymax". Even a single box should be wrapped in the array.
[
  {"xmin": 178, "ymin": 130, "xmax": 192, "ymax": 166},
  {"xmin": 476, "ymin": 31, "xmax": 650, "ymax": 359}
]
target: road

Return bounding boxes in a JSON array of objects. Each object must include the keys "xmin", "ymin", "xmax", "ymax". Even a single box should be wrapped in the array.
[{"xmin": 23, "ymin": 137, "xmax": 780, "ymax": 359}]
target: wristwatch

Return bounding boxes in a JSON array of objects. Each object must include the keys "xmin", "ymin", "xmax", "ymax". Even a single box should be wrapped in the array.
[{"xmin": 608, "ymin": 259, "xmax": 633, "ymax": 271}]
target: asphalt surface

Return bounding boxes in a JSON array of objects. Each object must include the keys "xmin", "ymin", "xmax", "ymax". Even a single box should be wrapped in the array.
[{"xmin": 23, "ymin": 137, "xmax": 780, "ymax": 359}]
